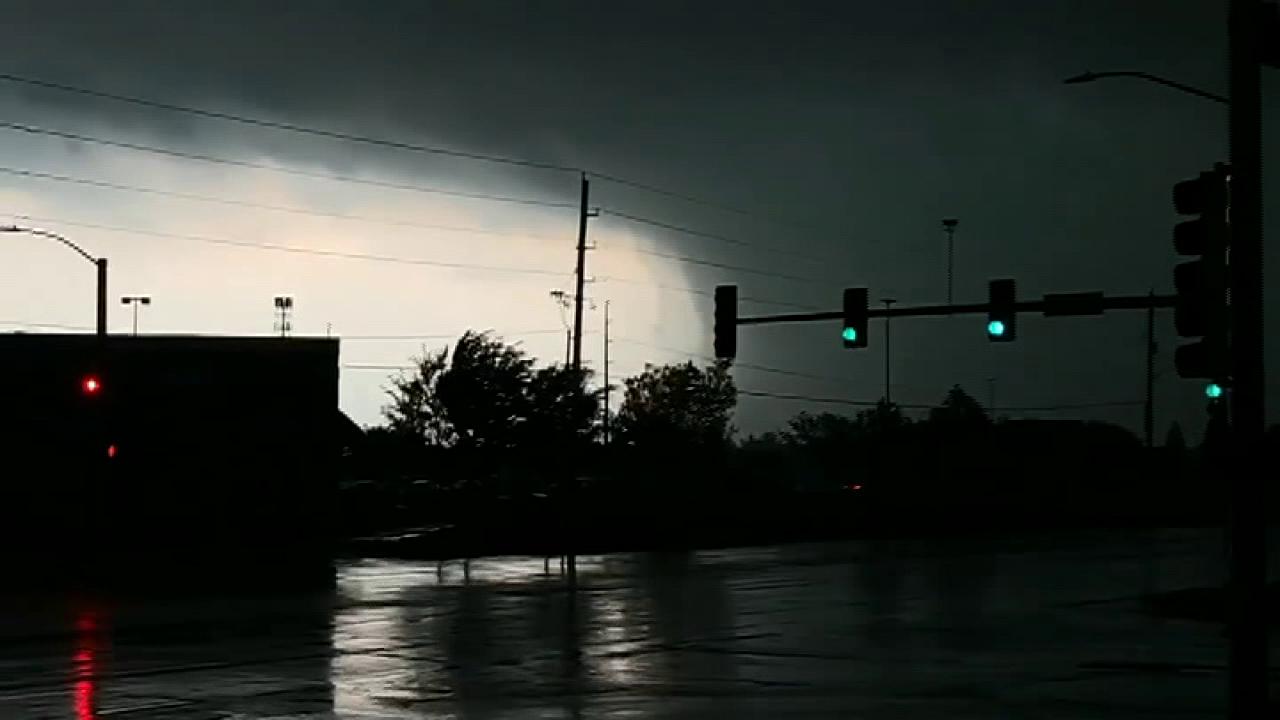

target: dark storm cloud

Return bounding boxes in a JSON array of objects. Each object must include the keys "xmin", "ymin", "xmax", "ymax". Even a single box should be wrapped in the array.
[{"xmin": 2, "ymin": 0, "xmax": 1272, "ymax": 434}]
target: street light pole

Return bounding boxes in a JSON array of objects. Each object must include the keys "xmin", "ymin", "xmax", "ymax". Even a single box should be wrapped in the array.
[
  {"xmin": 942, "ymin": 219, "xmax": 958, "ymax": 306},
  {"xmin": 121, "ymin": 295, "xmax": 151, "ymax": 336},
  {"xmin": 1063, "ymin": 70, "xmax": 1229, "ymax": 105},
  {"xmin": 1, "ymin": 225, "xmax": 107, "ymax": 336},
  {"xmin": 881, "ymin": 297, "xmax": 895, "ymax": 403}
]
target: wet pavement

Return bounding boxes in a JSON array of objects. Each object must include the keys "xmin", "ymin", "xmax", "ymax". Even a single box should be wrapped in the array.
[{"xmin": 0, "ymin": 528, "xmax": 1274, "ymax": 719}]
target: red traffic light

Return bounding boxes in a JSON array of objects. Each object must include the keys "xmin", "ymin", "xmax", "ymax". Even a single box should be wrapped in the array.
[{"xmin": 81, "ymin": 375, "xmax": 102, "ymax": 395}]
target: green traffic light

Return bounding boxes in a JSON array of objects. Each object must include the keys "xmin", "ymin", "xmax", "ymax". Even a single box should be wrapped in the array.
[
  {"xmin": 1205, "ymin": 382, "xmax": 1224, "ymax": 399},
  {"xmin": 987, "ymin": 320, "xmax": 1006, "ymax": 337},
  {"xmin": 841, "ymin": 327, "xmax": 858, "ymax": 342}
]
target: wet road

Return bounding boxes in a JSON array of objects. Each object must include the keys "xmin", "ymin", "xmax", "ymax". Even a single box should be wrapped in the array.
[{"xmin": 0, "ymin": 528, "xmax": 1273, "ymax": 719}]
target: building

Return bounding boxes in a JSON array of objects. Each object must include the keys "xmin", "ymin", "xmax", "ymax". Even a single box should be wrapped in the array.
[{"xmin": 0, "ymin": 333, "xmax": 342, "ymax": 585}]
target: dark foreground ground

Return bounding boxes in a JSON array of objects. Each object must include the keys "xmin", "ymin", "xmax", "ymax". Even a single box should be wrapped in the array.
[{"xmin": 0, "ymin": 527, "xmax": 1276, "ymax": 719}]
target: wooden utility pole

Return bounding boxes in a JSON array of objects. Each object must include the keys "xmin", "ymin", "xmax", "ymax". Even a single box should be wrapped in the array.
[
  {"xmin": 603, "ymin": 300, "xmax": 610, "ymax": 445},
  {"xmin": 571, "ymin": 173, "xmax": 590, "ymax": 370}
]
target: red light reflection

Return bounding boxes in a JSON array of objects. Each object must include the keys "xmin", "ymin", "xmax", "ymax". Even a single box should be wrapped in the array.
[{"xmin": 73, "ymin": 610, "xmax": 99, "ymax": 720}]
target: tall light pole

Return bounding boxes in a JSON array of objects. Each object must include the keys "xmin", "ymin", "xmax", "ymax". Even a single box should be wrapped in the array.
[
  {"xmin": 1063, "ymin": 70, "xmax": 1229, "ymax": 105},
  {"xmin": 942, "ymin": 218, "xmax": 958, "ymax": 305},
  {"xmin": 120, "ymin": 295, "xmax": 151, "ymax": 336},
  {"xmin": 1066, "ymin": 42, "xmax": 1269, "ymax": 716},
  {"xmin": 881, "ymin": 297, "xmax": 895, "ymax": 403},
  {"xmin": 273, "ymin": 295, "xmax": 294, "ymax": 338},
  {"xmin": 1, "ymin": 224, "xmax": 107, "ymax": 336},
  {"xmin": 602, "ymin": 300, "xmax": 611, "ymax": 446}
]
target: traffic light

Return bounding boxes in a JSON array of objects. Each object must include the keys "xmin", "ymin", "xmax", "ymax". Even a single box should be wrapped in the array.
[
  {"xmin": 713, "ymin": 284, "xmax": 737, "ymax": 360},
  {"xmin": 81, "ymin": 374, "xmax": 102, "ymax": 396},
  {"xmin": 842, "ymin": 287, "xmax": 868, "ymax": 348},
  {"xmin": 987, "ymin": 279, "xmax": 1016, "ymax": 341},
  {"xmin": 1171, "ymin": 165, "xmax": 1229, "ymax": 381}
]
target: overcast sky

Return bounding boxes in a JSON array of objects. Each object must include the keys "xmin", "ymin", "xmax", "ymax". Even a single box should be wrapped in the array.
[{"xmin": 1, "ymin": 1, "xmax": 1275, "ymax": 438}]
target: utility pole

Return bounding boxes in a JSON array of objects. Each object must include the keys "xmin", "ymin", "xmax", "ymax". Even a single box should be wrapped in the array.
[
  {"xmin": 881, "ymin": 297, "xmax": 895, "ymax": 403},
  {"xmin": 1226, "ymin": 1, "xmax": 1266, "ymax": 715},
  {"xmin": 603, "ymin": 300, "xmax": 610, "ymax": 445},
  {"xmin": 571, "ymin": 173, "xmax": 591, "ymax": 370},
  {"xmin": 1144, "ymin": 290, "xmax": 1155, "ymax": 449},
  {"xmin": 567, "ymin": 172, "xmax": 593, "ymax": 583},
  {"xmin": 942, "ymin": 219, "xmax": 958, "ymax": 305},
  {"xmin": 95, "ymin": 258, "xmax": 108, "ymax": 337}
]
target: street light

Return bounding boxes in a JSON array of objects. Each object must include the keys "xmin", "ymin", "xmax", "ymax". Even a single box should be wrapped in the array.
[
  {"xmin": 881, "ymin": 297, "xmax": 895, "ymax": 403},
  {"xmin": 1, "ymin": 224, "xmax": 107, "ymax": 336},
  {"xmin": 273, "ymin": 295, "xmax": 294, "ymax": 338},
  {"xmin": 1062, "ymin": 70, "xmax": 1229, "ymax": 105},
  {"xmin": 120, "ymin": 295, "xmax": 151, "ymax": 336}
]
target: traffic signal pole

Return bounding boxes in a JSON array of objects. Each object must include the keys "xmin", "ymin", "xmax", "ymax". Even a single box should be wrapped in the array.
[
  {"xmin": 735, "ymin": 293, "xmax": 1174, "ymax": 327},
  {"xmin": 1227, "ymin": 1, "xmax": 1267, "ymax": 715}
]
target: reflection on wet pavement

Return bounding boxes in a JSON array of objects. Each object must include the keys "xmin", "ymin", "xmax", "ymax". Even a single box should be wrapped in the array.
[{"xmin": 0, "ymin": 528, "xmax": 1270, "ymax": 718}]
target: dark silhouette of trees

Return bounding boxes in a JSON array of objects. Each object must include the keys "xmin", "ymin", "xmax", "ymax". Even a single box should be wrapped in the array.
[
  {"xmin": 927, "ymin": 385, "xmax": 990, "ymax": 426},
  {"xmin": 381, "ymin": 331, "xmax": 597, "ymax": 494},
  {"xmin": 614, "ymin": 360, "xmax": 736, "ymax": 450}
]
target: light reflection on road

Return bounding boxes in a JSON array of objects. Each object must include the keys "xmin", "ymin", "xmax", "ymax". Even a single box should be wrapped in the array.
[{"xmin": 0, "ymin": 528, "xmax": 1269, "ymax": 719}]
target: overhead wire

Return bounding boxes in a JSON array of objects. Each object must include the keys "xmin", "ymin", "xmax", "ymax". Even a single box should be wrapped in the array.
[
  {"xmin": 0, "ymin": 121, "xmax": 577, "ymax": 209},
  {"xmin": 8, "ymin": 214, "xmax": 570, "ymax": 277},
  {"xmin": 0, "ymin": 72, "xmax": 832, "ymax": 248},
  {"xmin": 0, "ymin": 166, "xmax": 561, "ymax": 241},
  {"xmin": 0, "ymin": 73, "xmax": 576, "ymax": 173}
]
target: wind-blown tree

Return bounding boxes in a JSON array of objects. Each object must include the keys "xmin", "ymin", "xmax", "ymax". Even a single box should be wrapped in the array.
[
  {"xmin": 615, "ymin": 360, "xmax": 736, "ymax": 450},
  {"xmin": 382, "ymin": 331, "xmax": 598, "ymax": 490},
  {"xmin": 384, "ymin": 348, "xmax": 455, "ymax": 446}
]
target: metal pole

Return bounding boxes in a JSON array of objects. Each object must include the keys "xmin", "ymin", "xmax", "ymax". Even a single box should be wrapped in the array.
[
  {"xmin": 882, "ymin": 298, "xmax": 895, "ymax": 403},
  {"xmin": 1144, "ymin": 290, "xmax": 1155, "ymax": 449},
  {"xmin": 571, "ymin": 174, "xmax": 589, "ymax": 370},
  {"xmin": 131, "ymin": 302, "xmax": 139, "ymax": 337},
  {"xmin": 942, "ymin": 219, "xmax": 958, "ymax": 306},
  {"xmin": 95, "ymin": 258, "xmax": 107, "ymax": 337},
  {"xmin": 565, "ymin": 329, "xmax": 571, "ymax": 365},
  {"xmin": 1226, "ymin": 1, "xmax": 1267, "ymax": 715},
  {"xmin": 603, "ymin": 300, "xmax": 610, "ymax": 445}
]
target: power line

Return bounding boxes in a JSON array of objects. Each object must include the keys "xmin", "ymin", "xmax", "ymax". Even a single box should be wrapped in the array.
[
  {"xmin": 595, "ymin": 276, "xmax": 821, "ymax": 310},
  {"xmin": 602, "ymin": 208, "xmax": 837, "ymax": 265},
  {"xmin": 0, "ymin": 72, "xmax": 828, "ymax": 236},
  {"xmin": 0, "ymin": 319, "xmax": 90, "ymax": 331},
  {"xmin": 737, "ymin": 389, "xmax": 928, "ymax": 408},
  {"xmin": 2, "ymin": 163, "xmax": 832, "ymax": 285},
  {"xmin": 627, "ymin": 244, "xmax": 821, "ymax": 284},
  {"xmin": 0, "ymin": 73, "xmax": 576, "ymax": 173},
  {"xmin": 611, "ymin": 337, "xmax": 846, "ymax": 382},
  {"xmin": 0, "ymin": 165, "xmax": 561, "ymax": 241},
  {"xmin": 340, "ymin": 328, "xmax": 568, "ymax": 341},
  {"xmin": 0, "ymin": 121, "xmax": 578, "ymax": 209},
  {"xmin": 589, "ymin": 171, "xmax": 828, "ymax": 236},
  {"xmin": 9, "ymin": 214, "xmax": 570, "ymax": 277}
]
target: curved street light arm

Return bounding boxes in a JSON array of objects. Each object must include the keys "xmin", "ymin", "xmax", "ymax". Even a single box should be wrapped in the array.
[
  {"xmin": 0, "ymin": 224, "xmax": 98, "ymax": 263},
  {"xmin": 1064, "ymin": 70, "xmax": 1230, "ymax": 105}
]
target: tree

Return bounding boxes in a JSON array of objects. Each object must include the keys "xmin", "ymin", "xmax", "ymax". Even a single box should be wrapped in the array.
[
  {"xmin": 615, "ymin": 360, "xmax": 736, "ymax": 449},
  {"xmin": 524, "ymin": 364, "xmax": 600, "ymax": 449},
  {"xmin": 435, "ymin": 331, "xmax": 533, "ymax": 451},
  {"xmin": 927, "ymin": 385, "xmax": 989, "ymax": 427},
  {"xmin": 384, "ymin": 348, "xmax": 454, "ymax": 446},
  {"xmin": 383, "ymin": 330, "xmax": 596, "ymax": 452}
]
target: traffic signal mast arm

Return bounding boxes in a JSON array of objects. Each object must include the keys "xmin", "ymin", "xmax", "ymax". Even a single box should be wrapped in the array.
[{"xmin": 734, "ymin": 293, "xmax": 1175, "ymax": 326}]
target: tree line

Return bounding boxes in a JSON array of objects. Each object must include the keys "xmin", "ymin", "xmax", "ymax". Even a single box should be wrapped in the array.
[{"xmin": 345, "ymin": 330, "xmax": 1226, "ymax": 536}]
